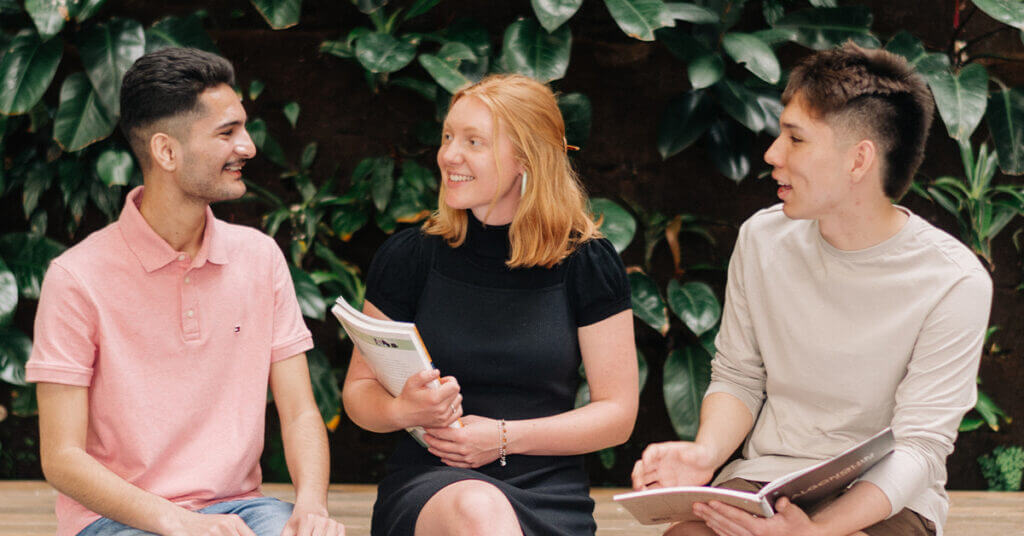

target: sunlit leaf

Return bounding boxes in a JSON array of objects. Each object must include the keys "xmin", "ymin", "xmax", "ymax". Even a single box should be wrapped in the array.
[
  {"xmin": 928, "ymin": 63, "xmax": 989, "ymax": 141},
  {"xmin": 722, "ymin": 32, "xmax": 780, "ymax": 84},
  {"xmin": 664, "ymin": 345, "xmax": 712, "ymax": 440},
  {"xmin": 707, "ymin": 120, "xmax": 752, "ymax": 181},
  {"xmin": 356, "ymin": 32, "xmax": 417, "ymax": 74},
  {"xmin": 497, "ymin": 19, "xmax": 572, "ymax": 83},
  {"xmin": 0, "ymin": 257, "xmax": 17, "ymax": 326},
  {"xmin": 289, "ymin": 264, "xmax": 326, "ymax": 320},
  {"xmin": 665, "ymin": 2, "xmax": 719, "ymax": 24},
  {"xmin": 532, "ymin": 0, "xmax": 584, "ymax": 32},
  {"xmin": 250, "ymin": 0, "xmax": 302, "ymax": 30},
  {"xmin": 884, "ymin": 31, "xmax": 949, "ymax": 80},
  {"xmin": 715, "ymin": 79, "xmax": 769, "ymax": 133},
  {"xmin": 94, "ymin": 145, "xmax": 134, "ymax": 186},
  {"xmin": 419, "ymin": 54, "xmax": 472, "ymax": 94},
  {"xmin": 78, "ymin": 18, "xmax": 146, "ymax": 117},
  {"xmin": 0, "ymin": 326, "xmax": 31, "ymax": 386},
  {"xmin": 0, "ymin": 31, "xmax": 63, "ymax": 115},
  {"xmin": 249, "ymin": 79, "xmax": 265, "ymax": 101},
  {"xmin": 591, "ymin": 198, "xmax": 636, "ymax": 253},
  {"xmin": 629, "ymin": 271, "xmax": 669, "ymax": 335},
  {"xmin": 688, "ymin": 53, "xmax": 724, "ymax": 90},
  {"xmin": 283, "ymin": 101, "xmax": 300, "ymax": 128},
  {"xmin": 667, "ymin": 280, "xmax": 721, "ymax": 336},
  {"xmin": 53, "ymin": 72, "xmax": 117, "ymax": 152},
  {"xmin": 24, "ymin": 0, "xmax": 67, "ymax": 40},
  {"xmin": 972, "ymin": 0, "xmax": 1024, "ymax": 32},
  {"xmin": 604, "ymin": 0, "xmax": 673, "ymax": 42}
]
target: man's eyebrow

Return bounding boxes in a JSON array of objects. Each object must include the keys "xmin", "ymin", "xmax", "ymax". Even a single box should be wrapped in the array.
[
  {"xmin": 780, "ymin": 121, "xmax": 805, "ymax": 132},
  {"xmin": 215, "ymin": 119, "xmax": 244, "ymax": 131}
]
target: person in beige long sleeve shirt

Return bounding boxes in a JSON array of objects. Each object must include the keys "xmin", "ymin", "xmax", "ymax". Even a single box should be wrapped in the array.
[{"xmin": 632, "ymin": 43, "xmax": 992, "ymax": 536}]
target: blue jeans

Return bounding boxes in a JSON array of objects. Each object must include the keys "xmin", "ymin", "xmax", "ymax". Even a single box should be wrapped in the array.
[{"xmin": 77, "ymin": 497, "xmax": 294, "ymax": 536}]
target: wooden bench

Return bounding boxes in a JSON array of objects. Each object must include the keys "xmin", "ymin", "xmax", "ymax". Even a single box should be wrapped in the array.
[{"xmin": 1, "ymin": 481, "xmax": 1021, "ymax": 535}]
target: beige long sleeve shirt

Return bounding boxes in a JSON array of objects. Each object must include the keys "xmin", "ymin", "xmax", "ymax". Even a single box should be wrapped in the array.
[{"xmin": 707, "ymin": 204, "xmax": 992, "ymax": 535}]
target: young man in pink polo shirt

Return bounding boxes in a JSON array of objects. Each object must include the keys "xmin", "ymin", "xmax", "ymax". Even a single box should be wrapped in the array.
[{"xmin": 26, "ymin": 48, "xmax": 345, "ymax": 536}]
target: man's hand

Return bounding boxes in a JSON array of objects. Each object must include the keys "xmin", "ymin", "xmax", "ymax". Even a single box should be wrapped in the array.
[
  {"xmin": 423, "ymin": 415, "xmax": 501, "ymax": 468},
  {"xmin": 694, "ymin": 497, "xmax": 820, "ymax": 536},
  {"xmin": 165, "ymin": 511, "xmax": 257, "ymax": 536},
  {"xmin": 632, "ymin": 441, "xmax": 718, "ymax": 490},
  {"xmin": 281, "ymin": 504, "xmax": 345, "ymax": 536},
  {"xmin": 393, "ymin": 370, "xmax": 463, "ymax": 429}
]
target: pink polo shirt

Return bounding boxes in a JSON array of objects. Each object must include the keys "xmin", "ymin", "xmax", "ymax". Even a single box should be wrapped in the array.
[{"xmin": 26, "ymin": 186, "xmax": 314, "ymax": 536}]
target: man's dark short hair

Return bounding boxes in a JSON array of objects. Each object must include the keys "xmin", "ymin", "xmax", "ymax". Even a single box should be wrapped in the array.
[
  {"xmin": 782, "ymin": 42, "xmax": 935, "ymax": 199},
  {"xmin": 119, "ymin": 47, "xmax": 236, "ymax": 167}
]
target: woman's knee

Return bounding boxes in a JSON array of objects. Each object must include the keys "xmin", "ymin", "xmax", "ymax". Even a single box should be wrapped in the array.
[
  {"xmin": 664, "ymin": 520, "xmax": 716, "ymax": 536},
  {"xmin": 417, "ymin": 480, "xmax": 520, "ymax": 535}
]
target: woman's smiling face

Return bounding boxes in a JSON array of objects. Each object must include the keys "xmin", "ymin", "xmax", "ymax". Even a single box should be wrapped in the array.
[{"xmin": 437, "ymin": 95, "xmax": 524, "ymax": 225}]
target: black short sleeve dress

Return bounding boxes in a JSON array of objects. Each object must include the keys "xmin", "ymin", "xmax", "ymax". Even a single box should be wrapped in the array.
[{"xmin": 364, "ymin": 212, "xmax": 631, "ymax": 536}]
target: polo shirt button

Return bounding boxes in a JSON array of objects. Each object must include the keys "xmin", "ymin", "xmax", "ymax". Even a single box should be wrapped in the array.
[
  {"xmin": 178, "ymin": 254, "xmax": 186, "ymax": 261},
  {"xmin": 184, "ymin": 276, "xmax": 191, "ymax": 284},
  {"xmin": 186, "ymin": 309, "xmax": 194, "ymax": 318}
]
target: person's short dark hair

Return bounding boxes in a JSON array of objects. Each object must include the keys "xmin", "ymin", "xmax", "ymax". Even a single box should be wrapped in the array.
[
  {"xmin": 119, "ymin": 47, "xmax": 236, "ymax": 167},
  {"xmin": 782, "ymin": 42, "xmax": 934, "ymax": 199}
]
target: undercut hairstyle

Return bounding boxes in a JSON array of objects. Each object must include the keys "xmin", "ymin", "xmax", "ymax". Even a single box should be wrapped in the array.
[
  {"xmin": 782, "ymin": 42, "xmax": 935, "ymax": 199},
  {"xmin": 119, "ymin": 47, "xmax": 236, "ymax": 168},
  {"xmin": 423, "ymin": 74, "xmax": 600, "ymax": 268}
]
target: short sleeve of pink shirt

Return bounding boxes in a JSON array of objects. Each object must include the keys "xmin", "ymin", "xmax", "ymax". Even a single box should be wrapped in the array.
[{"xmin": 25, "ymin": 186, "xmax": 314, "ymax": 536}]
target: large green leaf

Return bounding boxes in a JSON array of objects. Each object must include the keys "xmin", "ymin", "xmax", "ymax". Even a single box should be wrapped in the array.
[
  {"xmin": 0, "ymin": 257, "xmax": 17, "ymax": 326},
  {"xmin": 250, "ymin": 0, "xmax": 302, "ymax": 29},
  {"xmin": 369, "ymin": 157, "xmax": 395, "ymax": 213},
  {"xmin": 75, "ymin": 0, "xmax": 107, "ymax": 22},
  {"xmin": 928, "ymin": 63, "xmax": 989, "ymax": 142},
  {"xmin": 715, "ymin": 79, "xmax": 770, "ymax": 133},
  {"xmin": 604, "ymin": 0, "xmax": 674, "ymax": 41},
  {"xmin": 24, "ymin": 0, "xmax": 67, "ymax": 40},
  {"xmin": 663, "ymin": 345, "xmax": 712, "ymax": 441},
  {"xmin": 722, "ymin": 32, "xmax": 780, "ymax": 84},
  {"xmin": 986, "ymin": 89, "xmax": 1024, "ymax": 175},
  {"xmin": 773, "ymin": 7, "xmax": 879, "ymax": 50},
  {"xmin": 658, "ymin": 90, "xmax": 715, "ymax": 160},
  {"xmin": 688, "ymin": 53, "xmax": 724, "ymax": 90},
  {"xmin": 0, "ymin": 31, "xmax": 63, "ymax": 115},
  {"xmin": 667, "ymin": 280, "xmax": 721, "ymax": 336},
  {"xmin": 972, "ymin": 0, "xmax": 1024, "ymax": 32},
  {"xmin": 497, "ymin": 19, "xmax": 572, "ymax": 83},
  {"xmin": 419, "ymin": 54, "xmax": 472, "ymax": 94},
  {"xmin": 356, "ymin": 32, "xmax": 417, "ymax": 74},
  {"xmin": 53, "ymin": 72, "xmax": 117, "ymax": 152},
  {"xmin": 0, "ymin": 233, "xmax": 66, "ymax": 300},
  {"xmin": 629, "ymin": 271, "xmax": 669, "ymax": 335},
  {"xmin": 306, "ymin": 348, "xmax": 342, "ymax": 427},
  {"xmin": 532, "ymin": 0, "xmax": 584, "ymax": 32},
  {"xmin": 591, "ymin": 198, "xmax": 636, "ymax": 253},
  {"xmin": 558, "ymin": 92, "xmax": 592, "ymax": 149},
  {"xmin": 665, "ymin": 2, "xmax": 719, "ymax": 24},
  {"xmin": 706, "ymin": 120, "xmax": 752, "ymax": 182},
  {"xmin": 145, "ymin": 13, "xmax": 219, "ymax": 54},
  {"xmin": 95, "ymin": 146, "xmax": 135, "ymax": 186},
  {"xmin": 78, "ymin": 18, "xmax": 146, "ymax": 118},
  {"xmin": 0, "ymin": 326, "xmax": 31, "ymax": 386},
  {"xmin": 289, "ymin": 265, "xmax": 326, "ymax": 321},
  {"xmin": 883, "ymin": 31, "xmax": 949, "ymax": 80}
]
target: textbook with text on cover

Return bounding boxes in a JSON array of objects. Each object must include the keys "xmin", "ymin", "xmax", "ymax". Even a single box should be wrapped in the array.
[{"xmin": 614, "ymin": 427, "xmax": 894, "ymax": 525}]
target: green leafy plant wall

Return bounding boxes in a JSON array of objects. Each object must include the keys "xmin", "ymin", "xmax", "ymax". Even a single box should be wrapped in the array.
[{"xmin": 0, "ymin": 0, "xmax": 1021, "ymax": 486}]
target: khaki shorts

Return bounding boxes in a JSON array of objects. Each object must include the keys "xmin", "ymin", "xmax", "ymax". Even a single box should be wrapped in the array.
[{"xmin": 717, "ymin": 478, "xmax": 937, "ymax": 536}]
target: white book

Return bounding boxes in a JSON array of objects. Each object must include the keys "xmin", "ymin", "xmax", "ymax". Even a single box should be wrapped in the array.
[
  {"xmin": 331, "ymin": 297, "xmax": 462, "ymax": 447},
  {"xmin": 614, "ymin": 427, "xmax": 894, "ymax": 525}
]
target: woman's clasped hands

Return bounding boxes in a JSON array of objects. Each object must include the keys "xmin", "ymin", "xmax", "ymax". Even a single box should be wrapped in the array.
[{"xmin": 393, "ymin": 369, "xmax": 463, "ymax": 429}]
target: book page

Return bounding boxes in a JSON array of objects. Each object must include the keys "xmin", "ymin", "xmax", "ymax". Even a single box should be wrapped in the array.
[{"xmin": 614, "ymin": 487, "xmax": 773, "ymax": 525}]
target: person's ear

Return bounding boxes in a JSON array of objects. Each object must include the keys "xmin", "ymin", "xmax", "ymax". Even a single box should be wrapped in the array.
[
  {"xmin": 849, "ymin": 139, "xmax": 876, "ymax": 184},
  {"xmin": 150, "ymin": 132, "xmax": 179, "ymax": 173}
]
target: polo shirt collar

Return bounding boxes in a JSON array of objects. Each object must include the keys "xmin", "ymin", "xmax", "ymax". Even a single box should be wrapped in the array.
[{"xmin": 118, "ymin": 186, "xmax": 230, "ymax": 272}]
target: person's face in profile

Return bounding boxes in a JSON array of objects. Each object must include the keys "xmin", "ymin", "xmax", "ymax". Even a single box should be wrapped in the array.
[{"xmin": 437, "ymin": 95, "xmax": 523, "ymax": 225}]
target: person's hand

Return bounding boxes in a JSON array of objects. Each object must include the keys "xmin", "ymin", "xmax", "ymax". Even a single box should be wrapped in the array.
[
  {"xmin": 422, "ymin": 415, "xmax": 502, "ymax": 468},
  {"xmin": 281, "ymin": 503, "xmax": 345, "ymax": 536},
  {"xmin": 693, "ymin": 497, "xmax": 819, "ymax": 536},
  {"xmin": 393, "ymin": 370, "xmax": 462, "ymax": 429},
  {"xmin": 165, "ymin": 511, "xmax": 257, "ymax": 536},
  {"xmin": 632, "ymin": 441, "xmax": 717, "ymax": 490}
]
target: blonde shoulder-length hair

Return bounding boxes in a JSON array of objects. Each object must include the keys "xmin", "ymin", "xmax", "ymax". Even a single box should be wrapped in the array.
[{"xmin": 422, "ymin": 74, "xmax": 600, "ymax": 269}]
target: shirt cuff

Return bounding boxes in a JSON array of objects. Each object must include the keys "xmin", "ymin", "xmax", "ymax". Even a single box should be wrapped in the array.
[
  {"xmin": 271, "ymin": 333, "xmax": 314, "ymax": 362},
  {"xmin": 25, "ymin": 363, "xmax": 93, "ymax": 386},
  {"xmin": 704, "ymin": 380, "xmax": 764, "ymax": 422},
  {"xmin": 857, "ymin": 447, "xmax": 930, "ymax": 517}
]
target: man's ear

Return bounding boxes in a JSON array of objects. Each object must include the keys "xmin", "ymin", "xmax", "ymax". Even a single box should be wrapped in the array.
[
  {"xmin": 848, "ymin": 139, "xmax": 877, "ymax": 184},
  {"xmin": 149, "ymin": 132, "xmax": 178, "ymax": 172}
]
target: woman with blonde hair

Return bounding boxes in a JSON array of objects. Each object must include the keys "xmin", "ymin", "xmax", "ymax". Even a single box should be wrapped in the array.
[{"xmin": 342, "ymin": 74, "xmax": 639, "ymax": 535}]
